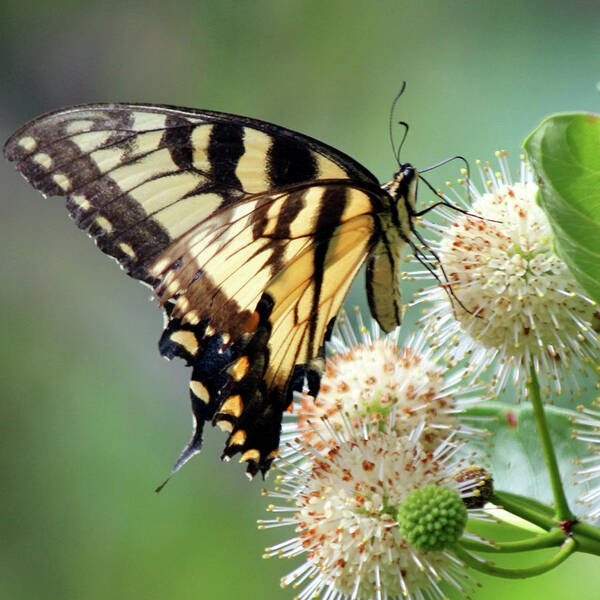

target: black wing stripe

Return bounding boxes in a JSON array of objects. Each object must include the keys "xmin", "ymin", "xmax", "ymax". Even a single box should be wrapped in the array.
[
  {"xmin": 155, "ymin": 185, "xmax": 324, "ymax": 309},
  {"xmin": 308, "ymin": 187, "xmax": 347, "ymax": 353},
  {"xmin": 8, "ymin": 108, "xmax": 196, "ymax": 157},
  {"xmin": 267, "ymin": 133, "xmax": 318, "ymax": 187},
  {"xmin": 10, "ymin": 127, "xmax": 239, "ymax": 279},
  {"xmin": 207, "ymin": 122, "xmax": 245, "ymax": 192},
  {"xmin": 12, "ymin": 133, "xmax": 188, "ymax": 208},
  {"xmin": 8, "ymin": 134, "xmax": 177, "ymax": 280},
  {"xmin": 15, "ymin": 122, "xmax": 186, "ymax": 182},
  {"xmin": 11, "ymin": 123, "xmax": 218, "ymax": 213},
  {"xmin": 252, "ymin": 190, "xmax": 305, "ymax": 274},
  {"xmin": 162, "ymin": 115, "xmax": 195, "ymax": 170},
  {"xmin": 5, "ymin": 103, "xmax": 381, "ymax": 184}
]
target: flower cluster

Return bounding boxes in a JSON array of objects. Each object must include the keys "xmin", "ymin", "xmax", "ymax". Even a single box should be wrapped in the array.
[
  {"xmin": 415, "ymin": 153, "xmax": 599, "ymax": 399},
  {"xmin": 284, "ymin": 311, "xmax": 486, "ymax": 457},
  {"xmin": 263, "ymin": 315, "xmax": 489, "ymax": 600},
  {"xmin": 262, "ymin": 416, "xmax": 482, "ymax": 600}
]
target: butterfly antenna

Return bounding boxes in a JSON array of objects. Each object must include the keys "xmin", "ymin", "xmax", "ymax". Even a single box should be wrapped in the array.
[
  {"xmin": 388, "ymin": 81, "xmax": 407, "ymax": 165},
  {"xmin": 395, "ymin": 121, "xmax": 409, "ymax": 165}
]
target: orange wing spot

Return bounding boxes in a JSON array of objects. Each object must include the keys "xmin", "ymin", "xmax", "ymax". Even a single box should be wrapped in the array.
[
  {"xmin": 230, "ymin": 430, "xmax": 247, "ymax": 447},
  {"xmin": 266, "ymin": 449, "xmax": 279, "ymax": 460},
  {"xmin": 216, "ymin": 419, "xmax": 234, "ymax": 433},
  {"xmin": 239, "ymin": 449, "xmax": 260, "ymax": 463},
  {"xmin": 220, "ymin": 394, "xmax": 243, "ymax": 418},
  {"xmin": 287, "ymin": 402, "xmax": 294, "ymax": 414},
  {"xmin": 243, "ymin": 311, "xmax": 260, "ymax": 333},
  {"xmin": 170, "ymin": 330, "xmax": 199, "ymax": 356},
  {"xmin": 228, "ymin": 356, "xmax": 250, "ymax": 381}
]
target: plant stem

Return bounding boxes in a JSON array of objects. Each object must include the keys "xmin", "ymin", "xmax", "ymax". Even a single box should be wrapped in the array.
[
  {"xmin": 527, "ymin": 362, "xmax": 574, "ymax": 522},
  {"xmin": 573, "ymin": 532, "xmax": 600, "ymax": 556},
  {"xmin": 459, "ymin": 529, "xmax": 564, "ymax": 553},
  {"xmin": 452, "ymin": 538, "xmax": 576, "ymax": 579},
  {"xmin": 495, "ymin": 490, "xmax": 555, "ymax": 517},
  {"xmin": 491, "ymin": 491, "xmax": 556, "ymax": 531},
  {"xmin": 572, "ymin": 520, "xmax": 600, "ymax": 544}
]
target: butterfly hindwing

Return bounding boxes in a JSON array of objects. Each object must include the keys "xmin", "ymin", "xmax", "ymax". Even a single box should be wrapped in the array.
[{"xmin": 152, "ymin": 183, "xmax": 380, "ymax": 475}]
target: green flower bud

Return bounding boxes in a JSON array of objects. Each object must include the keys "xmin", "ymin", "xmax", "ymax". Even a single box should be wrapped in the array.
[{"xmin": 397, "ymin": 484, "xmax": 467, "ymax": 551}]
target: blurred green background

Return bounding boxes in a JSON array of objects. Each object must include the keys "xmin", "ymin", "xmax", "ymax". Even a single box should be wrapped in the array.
[{"xmin": 1, "ymin": 1, "xmax": 599, "ymax": 599}]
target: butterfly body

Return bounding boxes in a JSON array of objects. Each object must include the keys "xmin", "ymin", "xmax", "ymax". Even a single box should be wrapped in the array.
[{"xmin": 4, "ymin": 104, "xmax": 417, "ymax": 478}]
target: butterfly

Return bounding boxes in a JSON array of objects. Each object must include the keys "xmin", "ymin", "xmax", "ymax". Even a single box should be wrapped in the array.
[{"xmin": 4, "ymin": 103, "xmax": 423, "ymax": 479}]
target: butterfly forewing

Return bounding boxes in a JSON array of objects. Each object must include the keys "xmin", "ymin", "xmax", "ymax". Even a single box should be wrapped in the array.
[
  {"xmin": 4, "ymin": 104, "xmax": 378, "ymax": 283},
  {"xmin": 4, "ymin": 103, "xmax": 404, "ymax": 478}
]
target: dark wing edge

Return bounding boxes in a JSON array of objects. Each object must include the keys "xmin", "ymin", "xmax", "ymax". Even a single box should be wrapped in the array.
[{"xmin": 4, "ymin": 102, "xmax": 380, "ymax": 188}]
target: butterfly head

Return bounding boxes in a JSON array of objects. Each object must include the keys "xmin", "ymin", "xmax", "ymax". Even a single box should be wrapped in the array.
[{"xmin": 385, "ymin": 162, "xmax": 418, "ymax": 213}]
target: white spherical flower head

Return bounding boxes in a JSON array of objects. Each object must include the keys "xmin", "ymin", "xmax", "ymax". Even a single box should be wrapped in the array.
[
  {"xmin": 261, "ymin": 422, "xmax": 478, "ymax": 600},
  {"xmin": 418, "ymin": 153, "xmax": 599, "ymax": 397},
  {"xmin": 290, "ymin": 313, "xmax": 484, "ymax": 454}
]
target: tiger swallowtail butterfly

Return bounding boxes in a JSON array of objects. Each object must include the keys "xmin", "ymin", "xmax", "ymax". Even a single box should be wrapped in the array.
[{"xmin": 4, "ymin": 103, "xmax": 422, "ymax": 480}]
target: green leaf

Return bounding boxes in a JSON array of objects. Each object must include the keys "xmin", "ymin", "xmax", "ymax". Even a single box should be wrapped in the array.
[
  {"xmin": 465, "ymin": 402, "xmax": 592, "ymax": 516},
  {"xmin": 523, "ymin": 113, "xmax": 600, "ymax": 304}
]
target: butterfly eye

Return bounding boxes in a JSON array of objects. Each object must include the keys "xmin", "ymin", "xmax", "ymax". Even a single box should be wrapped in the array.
[{"xmin": 402, "ymin": 165, "xmax": 415, "ymax": 181}]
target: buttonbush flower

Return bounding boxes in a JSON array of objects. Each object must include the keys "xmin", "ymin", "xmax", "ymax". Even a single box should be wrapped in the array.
[
  {"xmin": 415, "ymin": 153, "xmax": 599, "ymax": 399},
  {"xmin": 260, "ymin": 418, "xmax": 482, "ymax": 600},
  {"xmin": 282, "ymin": 310, "xmax": 486, "ymax": 458}
]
